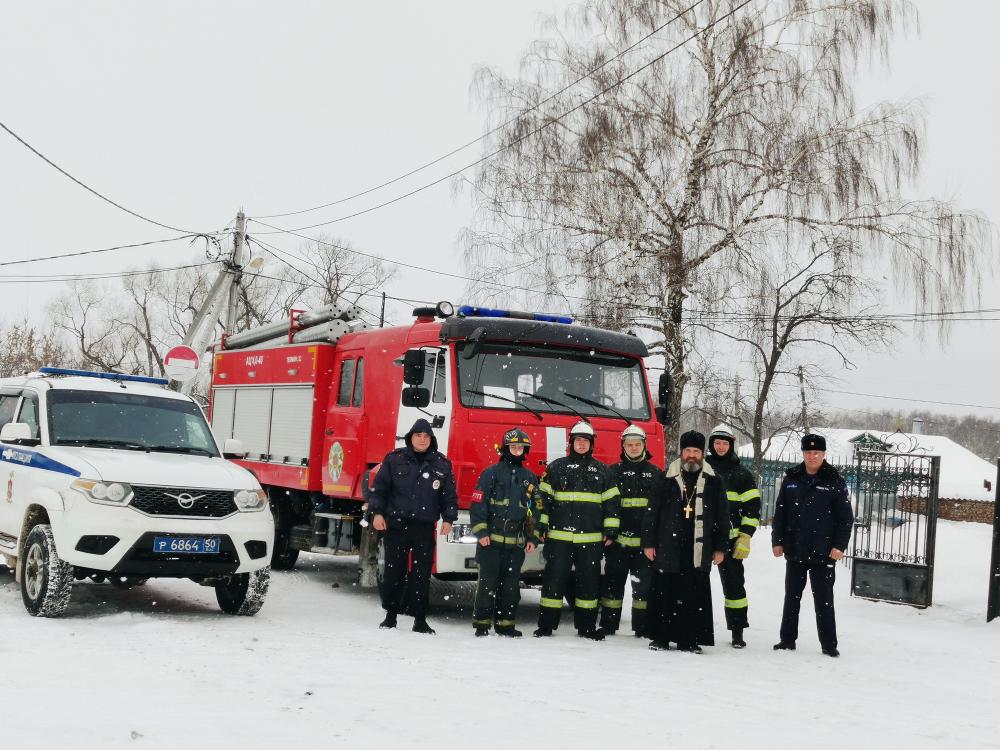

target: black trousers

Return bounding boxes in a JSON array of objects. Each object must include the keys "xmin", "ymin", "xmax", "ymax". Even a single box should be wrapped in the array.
[
  {"xmin": 472, "ymin": 544, "xmax": 525, "ymax": 628},
  {"xmin": 780, "ymin": 559, "xmax": 838, "ymax": 649},
  {"xmin": 381, "ymin": 520, "xmax": 436, "ymax": 620},
  {"xmin": 718, "ymin": 546, "xmax": 749, "ymax": 630},
  {"xmin": 649, "ymin": 568, "xmax": 714, "ymax": 648},
  {"xmin": 599, "ymin": 543, "xmax": 652, "ymax": 634},
  {"xmin": 538, "ymin": 539, "xmax": 602, "ymax": 633}
]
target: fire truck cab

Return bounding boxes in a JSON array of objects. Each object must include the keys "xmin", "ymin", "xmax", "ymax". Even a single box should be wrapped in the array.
[{"xmin": 208, "ymin": 303, "xmax": 667, "ymax": 588}]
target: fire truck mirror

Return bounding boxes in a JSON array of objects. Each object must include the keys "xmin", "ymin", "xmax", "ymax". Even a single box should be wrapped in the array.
[
  {"xmin": 402, "ymin": 350, "xmax": 426, "ymax": 385},
  {"xmin": 654, "ymin": 405, "xmax": 670, "ymax": 426},
  {"xmin": 657, "ymin": 372, "xmax": 672, "ymax": 407},
  {"xmin": 460, "ymin": 327, "xmax": 488, "ymax": 360},
  {"xmin": 401, "ymin": 386, "xmax": 431, "ymax": 409}
]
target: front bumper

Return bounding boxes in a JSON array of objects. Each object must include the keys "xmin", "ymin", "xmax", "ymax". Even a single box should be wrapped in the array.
[{"xmin": 434, "ymin": 511, "xmax": 545, "ymax": 579}]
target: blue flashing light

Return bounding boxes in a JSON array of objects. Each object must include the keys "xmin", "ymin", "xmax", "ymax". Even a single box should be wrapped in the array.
[
  {"xmin": 38, "ymin": 367, "xmax": 170, "ymax": 386},
  {"xmin": 458, "ymin": 305, "xmax": 573, "ymax": 325}
]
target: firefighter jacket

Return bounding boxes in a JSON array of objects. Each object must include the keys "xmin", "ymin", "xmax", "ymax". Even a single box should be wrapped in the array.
[
  {"xmin": 641, "ymin": 459, "xmax": 730, "ymax": 573},
  {"xmin": 771, "ymin": 461, "xmax": 853, "ymax": 563},
  {"xmin": 706, "ymin": 452, "xmax": 762, "ymax": 539},
  {"xmin": 536, "ymin": 453, "xmax": 620, "ymax": 543},
  {"xmin": 368, "ymin": 420, "xmax": 458, "ymax": 526},
  {"xmin": 470, "ymin": 457, "xmax": 540, "ymax": 546},
  {"xmin": 608, "ymin": 451, "xmax": 660, "ymax": 550}
]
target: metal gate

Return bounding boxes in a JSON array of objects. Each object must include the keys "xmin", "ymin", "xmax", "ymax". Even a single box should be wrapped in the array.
[{"xmin": 850, "ymin": 450, "xmax": 940, "ymax": 608}]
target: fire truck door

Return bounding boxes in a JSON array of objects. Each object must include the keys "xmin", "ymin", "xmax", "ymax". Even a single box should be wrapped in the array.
[
  {"xmin": 323, "ymin": 353, "xmax": 367, "ymax": 497},
  {"xmin": 395, "ymin": 347, "xmax": 451, "ymax": 454}
]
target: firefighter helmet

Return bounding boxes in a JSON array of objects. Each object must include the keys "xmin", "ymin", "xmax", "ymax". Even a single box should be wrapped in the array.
[
  {"xmin": 620, "ymin": 424, "xmax": 647, "ymax": 443},
  {"xmin": 569, "ymin": 420, "xmax": 595, "ymax": 444},
  {"xmin": 709, "ymin": 423, "xmax": 736, "ymax": 455},
  {"xmin": 502, "ymin": 428, "xmax": 531, "ymax": 454}
]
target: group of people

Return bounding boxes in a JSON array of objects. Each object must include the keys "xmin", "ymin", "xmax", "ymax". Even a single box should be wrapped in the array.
[{"xmin": 366, "ymin": 417, "xmax": 854, "ymax": 656}]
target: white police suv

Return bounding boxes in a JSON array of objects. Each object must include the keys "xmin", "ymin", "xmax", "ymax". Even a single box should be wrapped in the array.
[{"xmin": 0, "ymin": 368, "xmax": 273, "ymax": 617}]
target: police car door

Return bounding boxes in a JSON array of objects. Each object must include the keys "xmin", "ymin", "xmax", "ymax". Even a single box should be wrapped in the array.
[
  {"xmin": 395, "ymin": 347, "xmax": 451, "ymax": 452},
  {"xmin": 0, "ymin": 391, "xmax": 23, "ymax": 540}
]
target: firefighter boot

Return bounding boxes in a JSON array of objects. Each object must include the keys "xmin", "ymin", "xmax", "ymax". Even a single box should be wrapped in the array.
[
  {"xmin": 578, "ymin": 628, "xmax": 606, "ymax": 642},
  {"xmin": 495, "ymin": 625, "xmax": 523, "ymax": 638},
  {"xmin": 412, "ymin": 619, "xmax": 436, "ymax": 635},
  {"xmin": 533, "ymin": 627, "xmax": 554, "ymax": 638},
  {"xmin": 475, "ymin": 626, "xmax": 490, "ymax": 637},
  {"xmin": 731, "ymin": 628, "xmax": 746, "ymax": 649}
]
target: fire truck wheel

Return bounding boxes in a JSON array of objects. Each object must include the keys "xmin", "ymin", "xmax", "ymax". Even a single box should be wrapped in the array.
[
  {"xmin": 20, "ymin": 524, "xmax": 74, "ymax": 618},
  {"xmin": 430, "ymin": 578, "xmax": 476, "ymax": 609},
  {"xmin": 216, "ymin": 568, "xmax": 270, "ymax": 615}
]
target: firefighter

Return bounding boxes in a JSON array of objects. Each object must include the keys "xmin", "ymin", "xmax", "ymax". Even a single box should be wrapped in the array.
[
  {"xmin": 598, "ymin": 424, "xmax": 656, "ymax": 637},
  {"xmin": 368, "ymin": 418, "xmax": 458, "ymax": 635},
  {"xmin": 534, "ymin": 421, "xmax": 620, "ymax": 641},
  {"xmin": 469, "ymin": 428, "xmax": 540, "ymax": 637},
  {"xmin": 706, "ymin": 423, "xmax": 761, "ymax": 648}
]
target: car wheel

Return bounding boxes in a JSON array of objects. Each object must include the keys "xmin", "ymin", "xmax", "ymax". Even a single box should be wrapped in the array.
[
  {"xmin": 20, "ymin": 524, "xmax": 74, "ymax": 617},
  {"xmin": 215, "ymin": 567, "xmax": 270, "ymax": 616}
]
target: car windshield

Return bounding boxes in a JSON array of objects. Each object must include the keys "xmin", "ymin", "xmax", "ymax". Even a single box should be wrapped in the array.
[
  {"xmin": 457, "ymin": 343, "xmax": 651, "ymax": 420},
  {"xmin": 47, "ymin": 389, "xmax": 219, "ymax": 456}
]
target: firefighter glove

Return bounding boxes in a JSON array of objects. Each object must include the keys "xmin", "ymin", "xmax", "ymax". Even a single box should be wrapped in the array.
[{"xmin": 733, "ymin": 533, "xmax": 752, "ymax": 560}]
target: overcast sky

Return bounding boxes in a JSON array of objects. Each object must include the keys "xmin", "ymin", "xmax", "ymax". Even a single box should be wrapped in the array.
[{"xmin": 1, "ymin": 1, "xmax": 997, "ymax": 425}]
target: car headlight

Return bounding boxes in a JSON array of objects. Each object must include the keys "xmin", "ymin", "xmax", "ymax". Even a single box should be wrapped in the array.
[
  {"xmin": 71, "ymin": 479, "xmax": 133, "ymax": 506},
  {"xmin": 234, "ymin": 488, "xmax": 268, "ymax": 511}
]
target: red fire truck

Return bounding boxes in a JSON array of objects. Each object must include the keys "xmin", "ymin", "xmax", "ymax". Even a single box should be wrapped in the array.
[{"xmin": 208, "ymin": 302, "xmax": 668, "ymax": 587}]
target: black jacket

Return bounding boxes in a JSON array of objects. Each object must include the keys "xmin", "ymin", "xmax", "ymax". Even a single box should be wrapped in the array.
[
  {"xmin": 609, "ymin": 451, "xmax": 660, "ymax": 547},
  {"xmin": 470, "ymin": 457, "xmax": 540, "ymax": 546},
  {"xmin": 536, "ymin": 452, "xmax": 620, "ymax": 542},
  {"xmin": 706, "ymin": 451, "xmax": 761, "ymax": 538},
  {"xmin": 367, "ymin": 419, "xmax": 458, "ymax": 526},
  {"xmin": 771, "ymin": 461, "xmax": 854, "ymax": 563},
  {"xmin": 641, "ymin": 459, "xmax": 730, "ymax": 573}
]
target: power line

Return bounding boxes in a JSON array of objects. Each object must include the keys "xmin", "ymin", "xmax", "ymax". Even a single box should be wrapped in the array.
[
  {"xmin": 0, "ymin": 233, "xmax": 220, "ymax": 269},
  {"xmin": 253, "ymin": 1, "xmax": 706, "ymax": 220},
  {"xmin": 0, "ymin": 119, "xmax": 210, "ymax": 235},
  {"xmin": 0, "ymin": 262, "xmax": 215, "ymax": 284},
  {"xmin": 250, "ymin": 1, "xmax": 752, "ymax": 234}
]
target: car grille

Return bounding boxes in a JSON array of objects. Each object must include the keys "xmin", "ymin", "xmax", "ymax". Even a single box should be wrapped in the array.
[{"xmin": 130, "ymin": 486, "xmax": 237, "ymax": 518}]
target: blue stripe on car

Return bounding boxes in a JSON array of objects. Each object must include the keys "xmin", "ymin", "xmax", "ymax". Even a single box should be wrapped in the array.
[{"xmin": 0, "ymin": 446, "xmax": 81, "ymax": 477}]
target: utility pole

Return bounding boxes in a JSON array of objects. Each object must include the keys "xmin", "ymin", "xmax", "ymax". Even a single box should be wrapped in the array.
[
  {"xmin": 225, "ymin": 210, "xmax": 247, "ymax": 335},
  {"xmin": 379, "ymin": 291, "xmax": 386, "ymax": 328},
  {"xmin": 798, "ymin": 365, "xmax": 810, "ymax": 433}
]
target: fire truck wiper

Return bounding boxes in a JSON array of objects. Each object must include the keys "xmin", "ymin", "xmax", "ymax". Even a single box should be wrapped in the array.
[
  {"xmin": 517, "ymin": 390, "xmax": 590, "ymax": 424},
  {"xmin": 464, "ymin": 389, "xmax": 543, "ymax": 421},
  {"xmin": 564, "ymin": 392, "xmax": 633, "ymax": 425}
]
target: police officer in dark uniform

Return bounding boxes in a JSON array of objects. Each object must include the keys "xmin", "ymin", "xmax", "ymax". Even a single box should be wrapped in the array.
[
  {"xmin": 469, "ymin": 428, "xmax": 540, "ymax": 637},
  {"xmin": 368, "ymin": 418, "xmax": 458, "ymax": 634},
  {"xmin": 706, "ymin": 423, "xmax": 761, "ymax": 648},
  {"xmin": 534, "ymin": 421, "xmax": 620, "ymax": 641},
  {"xmin": 772, "ymin": 433, "xmax": 854, "ymax": 657},
  {"xmin": 598, "ymin": 424, "xmax": 657, "ymax": 637}
]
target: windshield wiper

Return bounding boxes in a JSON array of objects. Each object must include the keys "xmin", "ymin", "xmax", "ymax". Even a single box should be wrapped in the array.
[
  {"xmin": 564, "ymin": 392, "xmax": 633, "ymax": 425},
  {"xmin": 465, "ymin": 389, "xmax": 543, "ymax": 421},
  {"xmin": 55, "ymin": 438, "xmax": 146, "ymax": 451},
  {"xmin": 517, "ymin": 390, "xmax": 590, "ymax": 424},
  {"xmin": 144, "ymin": 445, "xmax": 217, "ymax": 457}
]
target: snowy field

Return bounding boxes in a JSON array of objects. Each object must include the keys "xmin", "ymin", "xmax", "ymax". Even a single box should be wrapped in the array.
[{"xmin": 1, "ymin": 520, "xmax": 997, "ymax": 749}]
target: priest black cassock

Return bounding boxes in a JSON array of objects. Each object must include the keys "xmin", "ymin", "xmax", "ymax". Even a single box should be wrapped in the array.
[{"xmin": 642, "ymin": 430, "xmax": 731, "ymax": 653}]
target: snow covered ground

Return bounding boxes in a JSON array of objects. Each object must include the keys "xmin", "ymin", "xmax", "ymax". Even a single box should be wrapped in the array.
[{"xmin": 1, "ymin": 520, "xmax": 997, "ymax": 749}]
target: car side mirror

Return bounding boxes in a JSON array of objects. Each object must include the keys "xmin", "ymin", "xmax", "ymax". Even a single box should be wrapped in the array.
[
  {"xmin": 402, "ymin": 349, "xmax": 426, "ymax": 385},
  {"xmin": 0, "ymin": 422, "xmax": 38, "ymax": 446},
  {"xmin": 401, "ymin": 387, "xmax": 431, "ymax": 408},
  {"xmin": 222, "ymin": 438, "xmax": 246, "ymax": 459},
  {"xmin": 657, "ymin": 372, "xmax": 672, "ymax": 407}
]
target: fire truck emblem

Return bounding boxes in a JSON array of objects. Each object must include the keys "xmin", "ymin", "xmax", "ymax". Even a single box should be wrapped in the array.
[{"xmin": 328, "ymin": 442, "xmax": 345, "ymax": 482}]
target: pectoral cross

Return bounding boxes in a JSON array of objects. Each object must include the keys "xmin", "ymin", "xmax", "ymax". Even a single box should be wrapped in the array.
[{"xmin": 683, "ymin": 502, "xmax": 693, "ymax": 519}]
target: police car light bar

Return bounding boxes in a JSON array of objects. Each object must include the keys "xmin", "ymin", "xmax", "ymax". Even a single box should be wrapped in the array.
[
  {"xmin": 38, "ymin": 367, "xmax": 170, "ymax": 386},
  {"xmin": 457, "ymin": 305, "xmax": 573, "ymax": 325}
]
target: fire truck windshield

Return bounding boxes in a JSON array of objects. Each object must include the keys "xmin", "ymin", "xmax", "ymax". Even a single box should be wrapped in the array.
[{"xmin": 457, "ymin": 343, "xmax": 651, "ymax": 420}]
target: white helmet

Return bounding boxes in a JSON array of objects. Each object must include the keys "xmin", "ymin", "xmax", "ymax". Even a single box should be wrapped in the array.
[
  {"xmin": 569, "ymin": 420, "xmax": 596, "ymax": 442},
  {"xmin": 621, "ymin": 424, "xmax": 647, "ymax": 443},
  {"xmin": 709, "ymin": 423, "xmax": 736, "ymax": 455}
]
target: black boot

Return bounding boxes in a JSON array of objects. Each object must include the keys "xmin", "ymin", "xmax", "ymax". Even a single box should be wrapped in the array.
[
  {"xmin": 495, "ymin": 625, "xmax": 523, "ymax": 638},
  {"xmin": 822, "ymin": 647, "xmax": 840, "ymax": 657},
  {"xmin": 474, "ymin": 626, "xmax": 490, "ymax": 637},
  {"xmin": 773, "ymin": 641, "xmax": 796, "ymax": 651},
  {"xmin": 578, "ymin": 628, "xmax": 606, "ymax": 641},
  {"xmin": 648, "ymin": 640, "xmax": 670, "ymax": 651},
  {"xmin": 677, "ymin": 643, "xmax": 703, "ymax": 654},
  {"xmin": 533, "ymin": 626, "xmax": 554, "ymax": 638},
  {"xmin": 379, "ymin": 612, "xmax": 397, "ymax": 629},
  {"xmin": 412, "ymin": 619, "xmax": 436, "ymax": 635},
  {"xmin": 731, "ymin": 629, "xmax": 746, "ymax": 649}
]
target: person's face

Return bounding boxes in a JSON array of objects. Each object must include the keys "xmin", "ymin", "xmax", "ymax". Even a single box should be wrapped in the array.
[
  {"xmin": 681, "ymin": 447, "xmax": 703, "ymax": 470},
  {"xmin": 411, "ymin": 432, "xmax": 432, "ymax": 452},
  {"xmin": 508, "ymin": 444, "xmax": 526, "ymax": 457},
  {"xmin": 572, "ymin": 436, "xmax": 592, "ymax": 455},
  {"xmin": 803, "ymin": 450, "xmax": 825, "ymax": 473},
  {"xmin": 712, "ymin": 438, "xmax": 730, "ymax": 457},
  {"xmin": 623, "ymin": 438, "xmax": 645, "ymax": 459}
]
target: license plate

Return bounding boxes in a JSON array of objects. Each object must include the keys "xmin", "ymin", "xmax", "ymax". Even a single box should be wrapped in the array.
[{"xmin": 152, "ymin": 536, "xmax": 221, "ymax": 554}]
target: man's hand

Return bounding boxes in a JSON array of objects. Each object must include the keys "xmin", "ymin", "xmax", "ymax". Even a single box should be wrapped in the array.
[
  {"xmin": 829, "ymin": 548, "xmax": 845, "ymax": 561},
  {"xmin": 525, "ymin": 541, "xmax": 536, "ymax": 553},
  {"xmin": 373, "ymin": 514, "xmax": 387, "ymax": 532},
  {"xmin": 712, "ymin": 551, "xmax": 724, "ymax": 565},
  {"xmin": 604, "ymin": 536, "xmax": 614, "ymax": 547},
  {"xmin": 478, "ymin": 536, "xmax": 491, "ymax": 547},
  {"xmin": 440, "ymin": 522, "xmax": 453, "ymax": 537},
  {"xmin": 772, "ymin": 545, "xmax": 783, "ymax": 558},
  {"xmin": 643, "ymin": 547, "xmax": 656, "ymax": 561}
]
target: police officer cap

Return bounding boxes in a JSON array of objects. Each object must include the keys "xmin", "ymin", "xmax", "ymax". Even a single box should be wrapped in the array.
[
  {"xmin": 801, "ymin": 433, "xmax": 827, "ymax": 451},
  {"xmin": 679, "ymin": 430, "xmax": 706, "ymax": 451}
]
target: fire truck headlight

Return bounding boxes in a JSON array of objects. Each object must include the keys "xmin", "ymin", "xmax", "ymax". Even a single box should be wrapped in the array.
[
  {"xmin": 436, "ymin": 301, "xmax": 455, "ymax": 318},
  {"xmin": 71, "ymin": 479, "xmax": 133, "ymax": 506},
  {"xmin": 235, "ymin": 489, "xmax": 268, "ymax": 511}
]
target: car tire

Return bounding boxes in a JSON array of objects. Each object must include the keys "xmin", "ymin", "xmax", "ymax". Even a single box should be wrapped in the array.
[
  {"xmin": 215, "ymin": 567, "xmax": 270, "ymax": 616},
  {"xmin": 271, "ymin": 532, "xmax": 299, "ymax": 571},
  {"xmin": 20, "ymin": 524, "xmax": 74, "ymax": 617}
]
